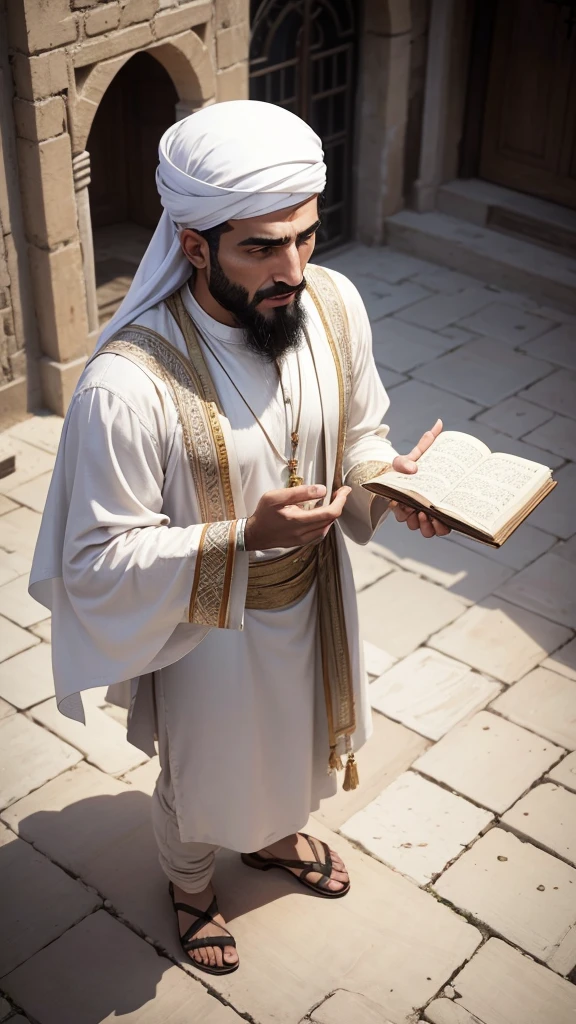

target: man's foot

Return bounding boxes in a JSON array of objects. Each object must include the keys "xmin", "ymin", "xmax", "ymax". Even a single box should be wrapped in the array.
[
  {"xmin": 245, "ymin": 832, "xmax": 350, "ymax": 894},
  {"xmin": 171, "ymin": 882, "xmax": 239, "ymax": 971}
]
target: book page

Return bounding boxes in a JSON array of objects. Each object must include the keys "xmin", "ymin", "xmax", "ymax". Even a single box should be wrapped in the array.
[
  {"xmin": 437, "ymin": 453, "xmax": 551, "ymax": 534},
  {"xmin": 372, "ymin": 431, "xmax": 491, "ymax": 505}
]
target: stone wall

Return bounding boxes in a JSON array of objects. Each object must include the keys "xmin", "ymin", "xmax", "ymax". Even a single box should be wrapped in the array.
[
  {"xmin": 403, "ymin": 0, "xmax": 431, "ymax": 203},
  {"xmin": 1, "ymin": 0, "xmax": 250, "ymax": 424}
]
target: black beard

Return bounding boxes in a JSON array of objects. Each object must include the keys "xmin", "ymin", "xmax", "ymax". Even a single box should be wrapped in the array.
[{"xmin": 205, "ymin": 252, "xmax": 307, "ymax": 362}]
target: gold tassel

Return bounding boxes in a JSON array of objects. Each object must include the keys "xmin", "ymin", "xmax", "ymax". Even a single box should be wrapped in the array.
[
  {"xmin": 343, "ymin": 752, "xmax": 359, "ymax": 791},
  {"xmin": 328, "ymin": 747, "xmax": 344, "ymax": 773}
]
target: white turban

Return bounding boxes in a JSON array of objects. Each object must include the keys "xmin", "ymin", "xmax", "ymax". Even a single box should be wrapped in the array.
[{"xmin": 97, "ymin": 100, "xmax": 326, "ymax": 349}]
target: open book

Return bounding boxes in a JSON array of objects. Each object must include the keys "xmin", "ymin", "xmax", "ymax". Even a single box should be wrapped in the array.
[{"xmin": 362, "ymin": 430, "xmax": 556, "ymax": 547}]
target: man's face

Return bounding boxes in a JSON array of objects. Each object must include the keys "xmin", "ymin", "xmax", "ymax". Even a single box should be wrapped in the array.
[{"xmin": 181, "ymin": 196, "xmax": 320, "ymax": 361}]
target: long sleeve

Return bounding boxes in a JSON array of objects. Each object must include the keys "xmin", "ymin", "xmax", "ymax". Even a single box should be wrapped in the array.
[
  {"xmin": 30, "ymin": 373, "xmax": 248, "ymax": 720},
  {"xmin": 328, "ymin": 271, "xmax": 399, "ymax": 543}
]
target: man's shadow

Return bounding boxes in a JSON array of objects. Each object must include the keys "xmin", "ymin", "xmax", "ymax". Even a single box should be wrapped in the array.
[{"xmin": 6, "ymin": 786, "xmax": 307, "ymax": 1012}]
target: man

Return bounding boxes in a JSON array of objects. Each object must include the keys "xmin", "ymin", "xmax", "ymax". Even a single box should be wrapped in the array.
[{"xmin": 31, "ymin": 101, "xmax": 448, "ymax": 975}]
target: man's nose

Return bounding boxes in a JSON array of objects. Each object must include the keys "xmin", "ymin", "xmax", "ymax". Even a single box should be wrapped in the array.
[{"xmin": 274, "ymin": 243, "xmax": 304, "ymax": 288}]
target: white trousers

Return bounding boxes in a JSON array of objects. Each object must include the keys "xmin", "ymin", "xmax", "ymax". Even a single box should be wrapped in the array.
[{"xmin": 152, "ymin": 767, "xmax": 220, "ymax": 893}]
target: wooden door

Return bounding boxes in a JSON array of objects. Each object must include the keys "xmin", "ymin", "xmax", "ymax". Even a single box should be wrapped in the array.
[
  {"xmin": 480, "ymin": 0, "xmax": 576, "ymax": 210},
  {"xmin": 249, "ymin": 0, "xmax": 358, "ymax": 251}
]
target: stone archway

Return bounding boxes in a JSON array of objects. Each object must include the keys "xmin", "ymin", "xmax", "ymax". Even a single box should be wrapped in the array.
[
  {"xmin": 69, "ymin": 33, "xmax": 215, "ymax": 333},
  {"xmin": 87, "ymin": 52, "xmax": 178, "ymax": 325}
]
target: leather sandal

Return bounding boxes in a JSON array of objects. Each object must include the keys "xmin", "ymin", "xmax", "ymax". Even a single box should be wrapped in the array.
[
  {"xmin": 168, "ymin": 882, "xmax": 239, "ymax": 975},
  {"xmin": 241, "ymin": 832, "xmax": 350, "ymax": 899}
]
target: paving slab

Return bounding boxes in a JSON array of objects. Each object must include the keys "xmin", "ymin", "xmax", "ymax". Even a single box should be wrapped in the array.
[
  {"xmin": 409, "ymin": 267, "xmax": 482, "ymax": 294},
  {"xmin": 310, "ymin": 990, "xmax": 394, "ymax": 1024},
  {"xmin": 122, "ymin": 756, "xmax": 160, "ymax": 795},
  {"xmin": 523, "ymin": 413, "xmax": 576, "ymax": 461},
  {"xmin": 378, "ymin": 367, "xmax": 408, "ymax": 389},
  {"xmin": 384, "ymin": 380, "xmax": 482, "ymax": 446},
  {"xmin": 0, "ymin": 909, "xmax": 238, "ymax": 1024},
  {"xmin": 491, "ymin": 666, "xmax": 576, "ymax": 750},
  {"xmin": 434, "ymin": 828, "xmax": 576, "ymax": 969},
  {"xmin": 0, "ymin": 439, "xmax": 55, "ymax": 495},
  {"xmin": 518, "ymin": 369, "xmax": 576, "ymax": 420},
  {"xmin": 476, "ymin": 396, "xmax": 553, "ymax": 438},
  {"xmin": 364, "ymin": 640, "xmax": 397, "ymax": 678},
  {"xmin": 0, "ymin": 616, "xmax": 39, "ymax": 663},
  {"xmin": 0, "ymin": 821, "xmax": 100, "ymax": 976},
  {"xmin": 0, "ymin": 714, "xmax": 82, "ymax": 810},
  {"xmin": 372, "ymin": 520, "xmax": 515, "ymax": 603},
  {"xmin": 548, "ymin": 752, "xmax": 576, "ymax": 793},
  {"xmin": 0, "ymin": 644, "xmax": 54, "ymax": 709},
  {"xmin": 542, "ymin": 637, "xmax": 576, "ymax": 680},
  {"xmin": 495, "ymin": 551, "xmax": 576, "ymax": 628},
  {"xmin": 437, "ymin": 325, "xmax": 478, "ymax": 345},
  {"xmin": 449, "ymin": 418, "xmax": 565, "ymax": 468},
  {"xmin": 29, "ymin": 697, "xmax": 148, "ymax": 776},
  {"xmin": 0, "ymin": 574, "xmax": 50, "ymax": 628},
  {"xmin": 529, "ymin": 461, "xmax": 576, "ymax": 538},
  {"xmin": 456, "ymin": 302, "xmax": 555, "ymax": 345},
  {"xmin": 425, "ymin": 937, "xmax": 576, "ymax": 1024},
  {"xmin": 0, "ymin": 495, "xmax": 18, "ymax": 515},
  {"xmin": 412, "ymin": 339, "xmax": 553, "ymax": 406},
  {"xmin": 502, "ymin": 782, "xmax": 576, "ymax": 866},
  {"xmin": 325, "ymin": 247, "xmax": 432, "ymax": 285},
  {"xmin": 414, "ymin": 710, "xmax": 563, "ymax": 813},
  {"xmin": 362, "ymin": 282, "xmax": 431, "ymax": 322},
  {"xmin": 370, "ymin": 649, "xmax": 501, "ymax": 741},
  {"xmin": 521, "ymin": 321, "xmax": 576, "ymax": 369},
  {"xmin": 450, "ymin": 521, "xmax": 556, "ymax": 571},
  {"xmin": 29, "ymin": 619, "xmax": 51, "ymax": 642},
  {"xmin": 428, "ymin": 596, "xmax": 571, "ymax": 684},
  {"xmin": 7, "ymin": 414, "xmax": 63, "ymax": 456},
  {"xmin": 357, "ymin": 570, "xmax": 466, "ymax": 659},
  {"xmin": 314, "ymin": 711, "xmax": 429, "ymax": 830},
  {"xmin": 341, "ymin": 771, "xmax": 492, "ymax": 885},
  {"xmin": 0, "ymin": 697, "xmax": 15, "ymax": 720},
  {"xmin": 6, "ymin": 471, "xmax": 52, "ymax": 514},
  {"xmin": 0, "ymin": 508, "xmax": 42, "ymax": 556},
  {"xmin": 371, "ymin": 318, "xmax": 456, "ymax": 373},
  {"xmin": 395, "ymin": 288, "xmax": 495, "ymax": 330},
  {"xmin": 345, "ymin": 536, "xmax": 393, "ymax": 591},
  {"xmin": 0, "ymin": 548, "xmax": 31, "ymax": 588}
]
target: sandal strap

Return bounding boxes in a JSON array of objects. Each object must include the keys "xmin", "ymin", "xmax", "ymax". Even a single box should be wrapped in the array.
[
  {"xmin": 183, "ymin": 934, "xmax": 237, "ymax": 953},
  {"xmin": 255, "ymin": 833, "xmax": 333, "ymax": 880}
]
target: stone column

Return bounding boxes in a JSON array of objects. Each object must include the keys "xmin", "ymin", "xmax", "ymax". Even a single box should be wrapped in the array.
[
  {"xmin": 413, "ymin": 0, "xmax": 456, "ymax": 212},
  {"xmin": 72, "ymin": 150, "xmax": 99, "ymax": 334}
]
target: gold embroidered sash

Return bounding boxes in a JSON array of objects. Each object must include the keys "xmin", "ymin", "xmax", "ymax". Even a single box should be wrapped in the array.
[{"xmin": 96, "ymin": 267, "xmax": 358, "ymax": 787}]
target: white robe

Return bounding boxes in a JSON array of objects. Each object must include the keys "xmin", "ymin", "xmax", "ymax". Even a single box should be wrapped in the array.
[{"xmin": 30, "ymin": 268, "xmax": 399, "ymax": 849}]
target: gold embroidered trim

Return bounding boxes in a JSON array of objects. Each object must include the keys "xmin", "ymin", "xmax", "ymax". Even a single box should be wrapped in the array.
[
  {"xmin": 305, "ymin": 265, "xmax": 353, "ymax": 491},
  {"xmin": 346, "ymin": 461, "xmax": 393, "ymax": 487},
  {"xmin": 100, "ymin": 328, "xmax": 233, "ymax": 525},
  {"xmin": 189, "ymin": 520, "xmax": 237, "ymax": 627},
  {"xmin": 165, "ymin": 292, "xmax": 235, "ymax": 521}
]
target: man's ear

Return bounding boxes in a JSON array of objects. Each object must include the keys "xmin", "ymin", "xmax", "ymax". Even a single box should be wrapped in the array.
[{"xmin": 180, "ymin": 229, "xmax": 209, "ymax": 269}]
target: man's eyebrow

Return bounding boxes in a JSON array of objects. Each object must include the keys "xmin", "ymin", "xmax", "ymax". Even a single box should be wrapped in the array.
[{"xmin": 237, "ymin": 219, "xmax": 321, "ymax": 248}]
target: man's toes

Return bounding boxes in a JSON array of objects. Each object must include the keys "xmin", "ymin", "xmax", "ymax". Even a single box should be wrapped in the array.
[
  {"xmin": 191, "ymin": 950, "xmax": 203, "ymax": 964},
  {"xmin": 213, "ymin": 947, "xmax": 224, "ymax": 968},
  {"xmin": 224, "ymin": 946, "xmax": 238, "ymax": 964},
  {"xmin": 328, "ymin": 877, "xmax": 344, "ymax": 890}
]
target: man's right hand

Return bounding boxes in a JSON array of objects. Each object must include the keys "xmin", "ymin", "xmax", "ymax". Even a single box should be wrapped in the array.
[{"xmin": 244, "ymin": 484, "xmax": 351, "ymax": 551}]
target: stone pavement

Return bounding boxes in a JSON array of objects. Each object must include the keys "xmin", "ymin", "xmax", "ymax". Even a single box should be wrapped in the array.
[{"xmin": 0, "ymin": 245, "xmax": 575, "ymax": 1024}]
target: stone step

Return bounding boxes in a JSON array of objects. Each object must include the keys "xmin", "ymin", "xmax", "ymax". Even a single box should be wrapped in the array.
[
  {"xmin": 437, "ymin": 178, "xmax": 576, "ymax": 260},
  {"xmin": 385, "ymin": 209, "xmax": 576, "ymax": 314}
]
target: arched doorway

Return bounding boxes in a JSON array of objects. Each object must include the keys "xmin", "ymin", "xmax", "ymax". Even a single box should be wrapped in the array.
[
  {"xmin": 88, "ymin": 52, "xmax": 179, "ymax": 323},
  {"xmin": 249, "ymin": 0, "xmax": 358, "ymax": 251}
]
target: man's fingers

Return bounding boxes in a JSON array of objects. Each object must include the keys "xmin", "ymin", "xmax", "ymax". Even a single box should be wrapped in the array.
[
  {"xmin": 404, "ymin": 419, "xmax": 443, "ymax": 463},
  {"xmin": 287, "ymin": 486, "xmax": 351, "ymax": 525},
  {"xmin": 265, "ymin": 484, "xmax": 326, "ymax": 507}
]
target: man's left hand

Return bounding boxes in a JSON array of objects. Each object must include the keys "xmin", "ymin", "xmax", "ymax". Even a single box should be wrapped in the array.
[{"xmin": 390, "ymin": 419, "xmax": 451, "ymax": 539}]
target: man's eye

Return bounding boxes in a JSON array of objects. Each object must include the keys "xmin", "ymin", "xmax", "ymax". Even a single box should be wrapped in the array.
[
  {"xmin": 251, "ymin": 247, "xmax": 273, "ymax": 257},
  {"xmin": 297, "ymin": 233, "xmax": 315, "ymax": 247}
]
